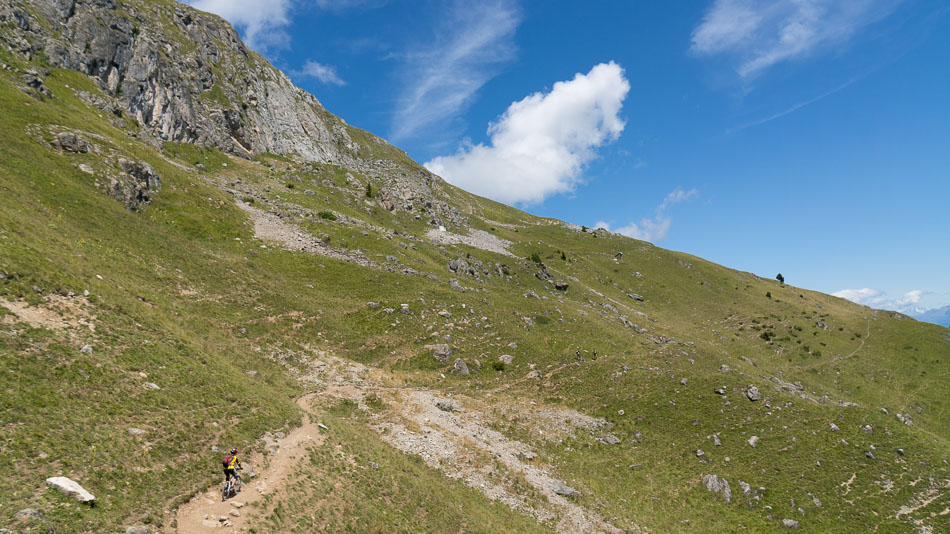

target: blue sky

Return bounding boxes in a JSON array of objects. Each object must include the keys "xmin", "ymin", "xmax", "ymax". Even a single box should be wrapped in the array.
[{"xmin": 184, "ymin": 0, "xmax": 950, "ymax": 320}]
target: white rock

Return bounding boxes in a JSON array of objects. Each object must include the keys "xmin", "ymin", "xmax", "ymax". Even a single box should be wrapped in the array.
[
  {"xmin": 748, "ymin": 435, "xmax": 759, "ymax": 448},
  {"xmin": 45, "ymin": 476, "xmax": 95, "ymax": 503}
]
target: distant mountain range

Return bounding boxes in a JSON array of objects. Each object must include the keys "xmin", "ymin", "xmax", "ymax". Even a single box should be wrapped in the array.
[{"xmin": 910, "ymin": 305, "xmax": 950, "ymax": 327}]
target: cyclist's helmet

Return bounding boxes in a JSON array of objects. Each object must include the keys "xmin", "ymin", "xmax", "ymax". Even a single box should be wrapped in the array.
[{"xmin": 230, "ymin": 448, "xmax": 238, "ymax": 454}]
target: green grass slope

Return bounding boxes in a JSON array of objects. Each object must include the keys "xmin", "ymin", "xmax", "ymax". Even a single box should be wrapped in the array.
[{"xmin": 0, "ymin": 46, "xmax": 947, "ymax": 534}]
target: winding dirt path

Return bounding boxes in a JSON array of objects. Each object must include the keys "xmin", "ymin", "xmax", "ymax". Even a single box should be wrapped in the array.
[{"xmin": 172, "ymin": 394, "xmax": 325, "ymax": 533}]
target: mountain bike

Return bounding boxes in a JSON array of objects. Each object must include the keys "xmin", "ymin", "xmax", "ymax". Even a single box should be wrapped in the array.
[{"xmin": 221, "ymin": 469, "xmax": 243, "ymax": 501}]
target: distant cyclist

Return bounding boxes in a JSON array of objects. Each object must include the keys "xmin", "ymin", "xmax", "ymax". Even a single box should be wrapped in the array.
[{"xmin": 222, "ymin": 448, "xmax": 242, "ymax": 484}]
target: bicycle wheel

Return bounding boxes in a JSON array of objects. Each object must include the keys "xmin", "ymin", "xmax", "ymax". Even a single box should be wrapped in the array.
[
  {"xmin": 221, "ymin": 480, "xmax": 231, "ymax": 501},
  {"xmin": 234, "ymin": 475, "xmax": 242, "ymax": 493}
]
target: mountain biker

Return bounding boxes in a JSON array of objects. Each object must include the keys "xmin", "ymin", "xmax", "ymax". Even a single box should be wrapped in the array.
[{"xmin": 222, "ymin": 448, "xmax": 242, "ymax": 484}]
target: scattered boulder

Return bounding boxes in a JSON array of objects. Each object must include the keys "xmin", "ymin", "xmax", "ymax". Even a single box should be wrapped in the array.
[
  {"xmin": 79, "ymin": 163, "xmax": 95, "ymax": 174},
  {"xmin": 598, "ymin": 434, "xmax": 621, "ymax": 445},
  {"xmin": 783, "ymin": 519, "xmax": 800, "ymax": 529},
  {"xmin": 896, "ymin": 448, "xmax": 905, "ymax": 456},
  {"xmin": 535, "ymin": 265, "xmax": 552, "ymax": 281},
  {"xmin": 861, "ymin": 424, "xmax": 873, "ymax": 434},
  {"xmin": 517, "ymin": 451, "xmax": 538, "ymax": 461},
  {"xmin": 746, "ymin": 386, "xmax": 761, "ymax": 401},
  {"xmin": 628, "ymin": 293, "xmax": 645, "ymax": 301},
  {"xmin": 80, "ymin": 344, "xmax": 93, "ymax": 354},
  {"xmin": 748, "ymin": 436, "xmax": 759, "ymax": 448},
  {"xmin": 15, "ymin": 508, "xmax": 46, "ymax": 522},
  {"xmin": 53, "ymin": 132, "xmax": 91, "ymax": 153},
  {"xmin": 552, "ymin": 480, "xmax": 579, "ymax": 498},
  {"xmin": 739, "ymin": 480, "xmax": 751, "ymax": 495},
  {"xmin": 451, "ymin": 358, "xmax": 470, "ymax": 376},
  {"xmin": 695, "ymin": 449, "xmax": 705, "ymax": 457},
  {"xmin": 45, "ymin": 476, "xmax": 95, "ymax": 503},
  {"xmin": 553, "ymin": 281, "xmax": 569, "ymax": 291},
  {"xmin": 126, "ymin": 527, "xmax": 150, "ymax": 534},
  {"xmin": 367, "ymin": 301, "xmax": 380, "ymax": 310},
  {"xmin": 499, "ymin": 354, "xmax": 514, "ymax": 365},
  {"xmin": 702, "ymin": 474, "xmax": 731, "ymax": 504},
  {"xmin": 128, "ymin": 428, "xmax": 146, "ymax": 436},
  {"xmin": 399, "ymin": 304, "xmax": 410, "ymax": 314},
  {"xmin": 449, "ymin": 278, "xmax": 465, "ymax": 293},
  {"xmin": 438, "ymin": 309, "xmax": 452, "ymax": 318},
  {"xmin": 424, "ymin": 344, "xmax": 453, "ymax": 363},
  {"xmin": 524, "ymin": 289, "xmax": 540, "ymax": 299},
  {"xmin": 829, "ymin": 423, "xmax": 840, "ymax": 431},
  {"xmin": 435, "ymin": 399, "xmax": 457, "ymax": 412},
  {"xmin": 112, "ymin": 158, "xmax": 162, "ymax": 210},
  {"xmin": 712, "ymin": 434, "xmax": 722, "ymax": 446},
  {"xmin": 739, "ymin": 356, "xmax": 757, "ymax": 367},
  {"xmin": 144, "ymin": 382, "xmax": 160, "ymax": 390}
]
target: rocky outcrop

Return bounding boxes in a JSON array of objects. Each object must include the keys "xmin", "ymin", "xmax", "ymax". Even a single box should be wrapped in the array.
[
  {"xmin": 0, "ymin": 0, "xmax": 357, "ymax": 164},
  {"xmin": 0, "ymin": 0, "xmax": 469, "ymax": 225}
]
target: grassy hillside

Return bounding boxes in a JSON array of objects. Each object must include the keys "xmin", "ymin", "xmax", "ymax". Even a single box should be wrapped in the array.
[{"xmin": 0, "ymin": 39, "xmax": 948, "ymax": 534}]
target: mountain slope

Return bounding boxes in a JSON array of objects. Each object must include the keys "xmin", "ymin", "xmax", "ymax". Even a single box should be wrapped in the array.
[{"xmin": 0, "ymin": 1, "xmax": 947, "ymax": 533}]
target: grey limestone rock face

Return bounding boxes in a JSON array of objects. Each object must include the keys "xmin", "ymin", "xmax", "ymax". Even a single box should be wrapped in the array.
[{"xmin": 0, "ymin": 0, "xmax": 353, "ymax": 163}]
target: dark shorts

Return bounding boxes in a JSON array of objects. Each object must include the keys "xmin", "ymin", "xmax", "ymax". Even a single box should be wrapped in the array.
[{"xmin": 224, "ymin": 468, "xmax": 236, "ymax": 481}]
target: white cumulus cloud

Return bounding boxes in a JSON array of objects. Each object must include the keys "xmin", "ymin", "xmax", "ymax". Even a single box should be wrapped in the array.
[
  {"xmin": 425, "ymin": 62, "xmax": 630, "ymax": 205},
  {"xmin": 186, "ymin": 0, "xmax": 293, "ymax": 50},
  {"xmin": 833, "ymin": 288, "xmax": 926, "ymax": 312},
  {"xmin": 832, "ymin": 287, "xmax": 882, "ymax": 305},
  {"xmin": 690, "ymin": 0, "xmax": 900, "ymax": 78},
  {"xmin": 300, "ymin": 60, "xmax": 346, "ymax": 86}
]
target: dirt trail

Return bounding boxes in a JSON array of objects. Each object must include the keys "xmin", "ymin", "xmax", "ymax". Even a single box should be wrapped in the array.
[
  {"xmin": 172, "ymin": 395, "xmax": 325, "ymax": 533},
  {"xmin": 171, "ymin": 354, "xmax": 629, "ymax": 533}
]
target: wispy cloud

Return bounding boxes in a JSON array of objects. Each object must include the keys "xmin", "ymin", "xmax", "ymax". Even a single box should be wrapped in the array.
[
  {"xmin": 186, "ymin": 0, "xmax": 293, "ymax": 51},
  {"xmin": 298, "ymin": 60, "xmax": 346, "ymax": 86},
  {"xmin": 425, "ymin": 62, "xmax": 629, "ymax": 205},
  {"xmin": 726, "ymin": 78, "xmax": 856, "ymax": 133},
  {"xmin": 390, "ymin": 0, "xmax": 521, "ymax": 141},
  {"xmin": 691, "ymin": 0, "xmax": 901, "ymax": 78},
  {"xmin": 313, "ymin": 0, "xmax": 388, "ymax": 12},
  {"xmin": 601, "ymin": 188, "xmax": 699, "ymax": 243}
]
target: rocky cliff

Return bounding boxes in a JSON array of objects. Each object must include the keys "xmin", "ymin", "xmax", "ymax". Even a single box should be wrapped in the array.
[
  {"xmin": 1, "ymin": 0, "xmax": 357, "ymax": 164},
  {"xmin": 0, "ymin": 0, "xmax": 466, "ymax": 224}
]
